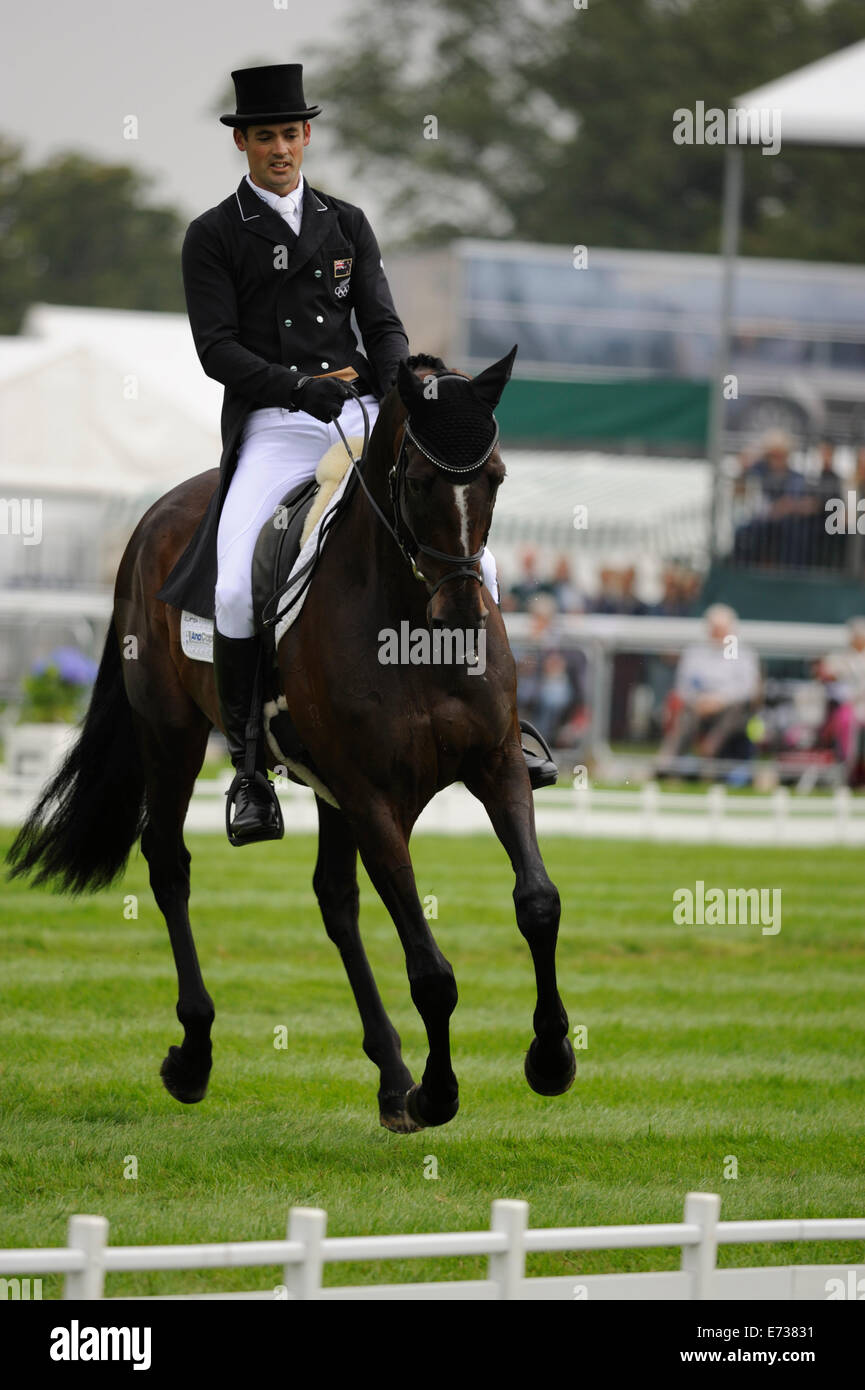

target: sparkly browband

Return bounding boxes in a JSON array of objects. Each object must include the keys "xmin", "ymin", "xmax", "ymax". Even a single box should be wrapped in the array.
[{"xmin": 403, "ymin": 418, "xmax": 500, "ymax": 475}]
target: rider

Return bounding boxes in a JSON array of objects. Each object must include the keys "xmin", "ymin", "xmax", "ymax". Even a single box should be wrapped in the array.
[{"xmin": 181, "ymin": 64, "xmax": 553, "ymax": 846}]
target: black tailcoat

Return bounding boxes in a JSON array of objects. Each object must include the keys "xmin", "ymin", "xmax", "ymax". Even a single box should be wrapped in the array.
[{"xmin": 156, "ymin": 175, "xmax": 408, "ymax": 617}]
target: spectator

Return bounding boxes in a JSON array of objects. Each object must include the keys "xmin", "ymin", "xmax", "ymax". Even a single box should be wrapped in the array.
[
  {"xmin": 734, "ymin": 430, "xmax": 816, "ymax": 566},
  {"xmin": 819, "ymin": 616, "xmax": 865, "ymax": 785},
  {"xmin": 619, "ymin": 566, "xmax": 648, "ymax": 616},
  {"xmin": 650, "ymin": 565, "xmax": 698, "ymax": 617},
  {"xmin": 508, "ymin": 548, "xmax": 553, "ymax": 610},
  {"xmin": 657, "ymin": 603, "xmax": 760, "ymax": 771},
  {"xmin": 550, "ymin": 556, "xmax": 583, "ymax": 613},
  {"xmin": 590, "ymin": 566, "xmax": 648, "ymax": 615},
  {"xmin": 813, "ymin": 440, "xmax": 843, "ymax": 506},
  {"xmin": 512, "ymin": 594, "xmax": 585, "ymax": 746},
  {"xmin": 534, "ymin": 651, "xmax": 576, "ymax": 745},
  {"xmin": 811, "ymin": 440, "xmax": 845, "ymax": 568}
]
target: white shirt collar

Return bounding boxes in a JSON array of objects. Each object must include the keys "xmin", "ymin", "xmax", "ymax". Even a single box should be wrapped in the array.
[{"xmin": 245, "ymin": 170, "xmax": 304, "ymax": 214}]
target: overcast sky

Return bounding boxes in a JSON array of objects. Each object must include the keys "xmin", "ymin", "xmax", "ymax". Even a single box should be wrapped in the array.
[{"xmin": 1, "ymin": 0, "xmax": 362, "ymax": 224}]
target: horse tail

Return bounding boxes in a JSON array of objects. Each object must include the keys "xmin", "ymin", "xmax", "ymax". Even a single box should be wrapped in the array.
[{"xmin": 5, "ymin": 624, "xmax": 147, "ymax": 895}]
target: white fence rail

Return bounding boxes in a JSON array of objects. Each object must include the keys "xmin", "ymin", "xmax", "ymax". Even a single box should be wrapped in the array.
[
  {"xmin": 1, "ymin": 1194, "xmax": 863, "ymax": 1301},
  {"xmin": 5, "ymin": 768, "xmax": 865, "ymax": 846}
]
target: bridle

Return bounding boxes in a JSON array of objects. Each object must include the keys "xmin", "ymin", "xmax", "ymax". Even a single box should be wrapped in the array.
[{"xmin": 335, "ymin": 376, "xmax": 498, "ymax": 600}]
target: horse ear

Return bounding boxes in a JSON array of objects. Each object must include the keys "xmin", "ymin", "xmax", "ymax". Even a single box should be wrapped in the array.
[
  {"xmin": 470, "ymin": 345, "xmax": 518, "ymax": 409},
  {"xmin": 397, "ymin": 359, "xmax": 423, "ymax": 407}
]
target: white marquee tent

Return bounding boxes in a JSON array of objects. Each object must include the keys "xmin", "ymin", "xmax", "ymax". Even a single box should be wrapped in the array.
[{"xmin": 709, "ymin": 39, "xmax": 865, "ymax": 502}]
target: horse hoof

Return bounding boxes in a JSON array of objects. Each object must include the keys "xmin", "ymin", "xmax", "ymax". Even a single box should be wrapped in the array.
[
  {"xmin": 160, "ymin": 1044, "xmax": 212, "ymax": 1105},
  {"xmin": 379, "ymin": 1100, "xmax": 423, "ymax": 1135},
  {"xmin": 524, "ymin": 1037, "xmax": 576, "ymax": 1097},
  {"xmin": 405, "ymin": 1082, "xmax": 459, "ymax": 1129}
]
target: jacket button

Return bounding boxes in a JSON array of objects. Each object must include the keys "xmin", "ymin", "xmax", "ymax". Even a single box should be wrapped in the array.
[
  {"xmin": 315, "ymin": 314, "xmax": 324, "ymax": 323},
  {"xmin": 321, "ymin": 361, "xmax": 329, "ymax": 369},
  {"xmin": 314, "ymin": 269, "xmax": 322, "ymax": 278},
  {"xmin": 290, "ymin": 365, "xmax": 298, "ymax": 371},
  {"xmin": 283, "ymin": 319, "xmax": 292, "ymax": 327}
]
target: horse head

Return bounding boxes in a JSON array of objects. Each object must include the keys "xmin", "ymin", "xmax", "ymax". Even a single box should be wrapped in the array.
[{"xmin": 395, "ymin": 346, "xmax": 517, "ymax": 633}]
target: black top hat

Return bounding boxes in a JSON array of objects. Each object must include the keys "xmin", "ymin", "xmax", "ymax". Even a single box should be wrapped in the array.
[{"xmin": 220, "ymin": 64, "xmax": 322, "ymax": 127}]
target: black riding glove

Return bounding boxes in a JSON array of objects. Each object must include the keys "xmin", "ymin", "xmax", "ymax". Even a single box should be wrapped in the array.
[{"xmin": 291, "ymin": 375, "xmax": 354, "ymax": 422}]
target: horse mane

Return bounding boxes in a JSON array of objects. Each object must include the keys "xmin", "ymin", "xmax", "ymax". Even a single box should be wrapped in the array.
[{"xmin": 404, "ymin": 353, "xmax": 447, "ymax": 374}]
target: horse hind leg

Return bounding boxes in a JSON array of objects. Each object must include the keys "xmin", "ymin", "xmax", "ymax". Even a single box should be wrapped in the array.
[
  {"xmin": 135, "ymin": 711, "xmax": 215, "ymax": 1103},
  {"xmin": 313, "ymin": 797, "xmax": 419, "ymax": 1132}
]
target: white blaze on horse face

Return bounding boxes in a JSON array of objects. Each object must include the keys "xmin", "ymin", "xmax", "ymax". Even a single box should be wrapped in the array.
[{"xmin": 453, "ymin": 484, "xmax": 471, "ymax": 555}]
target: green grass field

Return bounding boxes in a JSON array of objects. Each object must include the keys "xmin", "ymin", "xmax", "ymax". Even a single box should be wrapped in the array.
[{"xmin": 1, "ymin": 826, "xmax": 863, "ymax": 1296}]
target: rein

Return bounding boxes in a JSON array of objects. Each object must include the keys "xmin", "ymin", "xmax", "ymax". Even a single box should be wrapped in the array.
[{"xmin": 261, "ymin": 378, "xmax": 493, "ymax": 628}]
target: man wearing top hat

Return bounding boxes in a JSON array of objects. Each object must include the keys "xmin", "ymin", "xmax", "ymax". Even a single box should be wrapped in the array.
[
  {"xmin": 157, "ymin": 63, "xmax": 415, "ymax": 844},
  {"xmin": 159, "ymin": 62, "xmax": 528, "ymax": 846}
]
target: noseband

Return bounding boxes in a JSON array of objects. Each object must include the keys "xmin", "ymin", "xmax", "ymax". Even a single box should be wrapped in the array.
[{"xmin": 336, "ymin": 377, "xmax": 498, "ymax": 600}]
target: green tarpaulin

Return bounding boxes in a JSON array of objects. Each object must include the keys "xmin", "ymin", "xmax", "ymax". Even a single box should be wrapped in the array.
[
  {"xmin": 700, "ymin": 563, "xmax": 865, "ymax": 624},
  {"xmin": 495, "ymin": 378, "xmax": 710, "ymax": 448}
]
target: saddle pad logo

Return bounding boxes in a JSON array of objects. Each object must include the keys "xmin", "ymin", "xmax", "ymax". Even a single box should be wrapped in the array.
[{"xmin": 333, "ymin": 257, "xmax": 352, "ymax": 277}]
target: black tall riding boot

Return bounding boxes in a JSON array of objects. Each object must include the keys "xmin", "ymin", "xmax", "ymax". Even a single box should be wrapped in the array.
[{"xmin": 213, "ymin": 630, "xmax": 284, "ymax": 846}]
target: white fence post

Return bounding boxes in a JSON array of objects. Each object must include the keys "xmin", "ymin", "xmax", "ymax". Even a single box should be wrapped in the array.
[
  {"xmin": 681, "ymin": 1193, "xmax": 720, "ymax": 1300},
  {"xmin": 64, "ymin": 1215, "xmax": 108, "ymax": 1300},
  {"xmin": 834, "ymin": 785, "xmax": 851, "ymax": 843},
  {"xmin": 707, "ymin": 783, "xmax": 725, "ymax": 838},
  {"xmin": 642, "ymin": 780, "xmax": 660, "ymax": 839},
  {"xmin": 488, "ymin": 1199, "xmax": 528, "ymax": 1299},
  {"xmin": 283, "ymin": 1207, "xmax": 326, "ymax": 1300}
]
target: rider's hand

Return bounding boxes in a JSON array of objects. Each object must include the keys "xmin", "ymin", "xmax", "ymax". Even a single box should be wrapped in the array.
[{"xmin": 291, "ymin": 375, "xmax": 353, "ymax": 422}]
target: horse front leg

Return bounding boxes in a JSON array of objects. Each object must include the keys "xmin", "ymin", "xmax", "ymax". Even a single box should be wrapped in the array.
[
  {"xmin": 313, "ymin": 796, "xmax": 418, "ymax": 1132},
  {"xmin": 352, "ymin": 802, "xmax": 459, "ymax": 1129},
  {"xmin": 464, "ymin": 742, "xmax": 575, "ymax": 1096}
]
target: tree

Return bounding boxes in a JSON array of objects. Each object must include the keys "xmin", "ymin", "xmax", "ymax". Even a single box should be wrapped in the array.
[
  {"xmin": 308, "ymin": 0, "xmax": 865, "ymax": 260},
  {"xmin": 0, "ymin": 139, "xmax": 38, "ymax": 334},
  {"xmin": 0, "ymin": 144, "xmax": 185, "ymax": 333}
]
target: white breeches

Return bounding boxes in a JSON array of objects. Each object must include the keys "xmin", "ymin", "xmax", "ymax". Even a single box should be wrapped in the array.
[{"xmin": 215, "ymin": 394, "xmax": 499, "ymax": 637}]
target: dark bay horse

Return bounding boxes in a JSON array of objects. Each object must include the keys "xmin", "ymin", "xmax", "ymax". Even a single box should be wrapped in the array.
[{"xmin": 7, "ymin": 349, "xmax": 575, "ymax": 1132}]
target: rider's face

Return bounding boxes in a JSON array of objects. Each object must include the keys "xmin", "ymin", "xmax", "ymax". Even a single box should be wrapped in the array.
[{"xmin": 233, "ymin": 121, "xmax": 310, "ymax": 196}]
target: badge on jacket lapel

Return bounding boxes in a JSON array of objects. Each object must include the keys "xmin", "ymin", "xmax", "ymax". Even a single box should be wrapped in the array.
[{"xmin": 333, "ymin": 258, "xmax": 352, "ymax": 278}]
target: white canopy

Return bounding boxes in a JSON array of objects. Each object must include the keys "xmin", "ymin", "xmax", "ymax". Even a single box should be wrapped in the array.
[
  {"xmin": 708, "ymin": 39, "xmax": 865, "ymax": 508},
  {"xmin": 0, "ymin": 305, "xmax": 222, "ymax": 498},
  {"xmin": 735, "ymin": 38, "xmax": 865, "ymax": 148}
]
